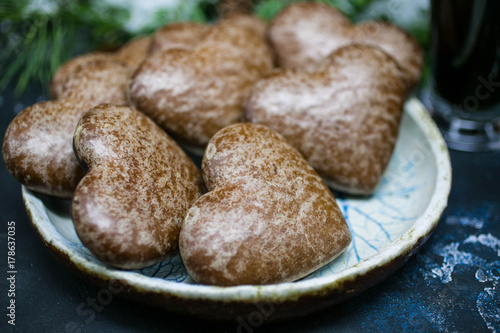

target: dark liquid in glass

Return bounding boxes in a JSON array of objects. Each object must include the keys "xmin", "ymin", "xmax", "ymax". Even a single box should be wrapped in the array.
[{"xmin": 431, "ymin": 0, "xmax": 500, "ymax": 109}]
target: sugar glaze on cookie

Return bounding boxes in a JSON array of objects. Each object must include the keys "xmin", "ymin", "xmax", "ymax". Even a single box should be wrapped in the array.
[
  {"xmin": 180, "ymin": 123, "xmax": 351, "ymax": 285},
  {"xmin": 72, "ymin": 105, "xmax": 204, "ymax": 269},
  {"xmin": 245, "ymin": 44, "xmax": 407, "ymax": 195}
]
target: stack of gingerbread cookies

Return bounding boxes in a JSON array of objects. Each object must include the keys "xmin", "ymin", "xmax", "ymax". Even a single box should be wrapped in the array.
[{"xmin": 3, "ymin": 2, "xmax": 422, "ymax": 286}]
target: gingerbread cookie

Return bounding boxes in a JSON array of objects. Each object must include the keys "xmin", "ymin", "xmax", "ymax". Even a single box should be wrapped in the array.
[
  {"xmin": 3, "ymin": 59, "xmax": 130, "ymax": 197},
  {"xmin": 129, "ymin": 14, "xmax": 273, "ymax": 147},
  {"xmin": 245, "ymin": 44, "xmax": 407, "ymax": 195},
  {"xmin": 72, "ymin": 105, "xmax": 204, "ymax": 269},
  {"xmin": 269, "ymin": 2, "xmax": 423, "ymax": 89},
  {"xmin": 180, "ymin": 123, "xmax": 350, "ymax": 285}
]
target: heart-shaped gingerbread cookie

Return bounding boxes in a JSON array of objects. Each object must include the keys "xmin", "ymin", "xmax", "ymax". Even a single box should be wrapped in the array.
[
  {"xmin": 73, "ymin": 105, "xmax": 204, "ymax": 269},
  {"xmin": 179, "ymin": 123, "xmax": 351, "ymax": 286},
  {"xmin": 269, "ymin": 2, "xmax": 423, "ymax": 89},
  {"xmin": 3, "ymin": 59, "xmax": 130, "ymax": 198},
  {"xmin": 245, "ymin": 44, "xmax": 407, "ymax": 195},
  {"xmin": 129, "ymin": 14, "xmax": 273, "ymax": 148}
]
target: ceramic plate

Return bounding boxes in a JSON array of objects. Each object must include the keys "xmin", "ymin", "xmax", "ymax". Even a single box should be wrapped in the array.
[{"xmin": 23, "ymin": 98, "xmax": 451, "ymax": 321}]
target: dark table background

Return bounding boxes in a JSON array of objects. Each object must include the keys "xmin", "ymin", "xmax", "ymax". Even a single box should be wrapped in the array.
[{"xmin": 1, "ymin": 83, "xmax": 499, "ymax": 333}]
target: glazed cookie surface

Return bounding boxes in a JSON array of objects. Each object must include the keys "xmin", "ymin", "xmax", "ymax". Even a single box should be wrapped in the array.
[
  {"xmin": 114, "ymin": 36, "xmax": 152, "ymax": 69},
  {"xmin": 3, "ymin": 100, "xmax": 91, "ymax": 197},
  {"xmin": 73, "ymin": 105, "xmax": 204, "ymax": 269},
  {"xmin": 180, "ymin": 123, "xmax": 351, "ymax": 286},
  {"xmin": 149, "ymin": 22, "xmax": 209, "ymax": 54},
  {"xmin": 50, "ymin": 52, "xmax": 111, "ymax": 99},
  {"xmin": 51, "ymin": 38, "xmax": 149, "ymax": 99},
  {"xmin": 269, "ymin": 2, "xmax": 423, "ymax": 88},
  {"xmin": 58, "ymin": 59, "xmax": 130, "ymax": 105},
  {"xmin": 245, "ymin": 44, "xmax": 407, "ymax": 195},
  {"xmin": 3, "ymin": 59, "xmax": 131, "ymax": 198},
  {"xmin": 129, "ymin": 14, "xmax": 273, "ymax": 147}
]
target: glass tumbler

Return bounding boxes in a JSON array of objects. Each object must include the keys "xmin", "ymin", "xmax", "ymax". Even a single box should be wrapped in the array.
[{"xmin": 424, "ymin": 0, "xmax": 500, "ymax": 151}]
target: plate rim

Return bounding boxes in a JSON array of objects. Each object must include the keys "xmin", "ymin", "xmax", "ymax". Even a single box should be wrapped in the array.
[{"xmin": 22, "ymin": 97, "xmax": 452, "ymax": 304}]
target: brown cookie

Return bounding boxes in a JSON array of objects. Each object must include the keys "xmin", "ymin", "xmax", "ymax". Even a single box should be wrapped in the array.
[
  {"xmin": 3, "ymin": 100, "xmax": 91, "ymax": 197},
  {"xmin": 269, "ymin": 2, "xmax": 423, "ymax": 89},
  {"xmin": 58, "ymin": 59, "xmax": 130, "ymax": 105},
  {"xmin": 149, "ymin": 22, "xmax": 209, "ymax": 54},
  {"xmin": 72, "ymin": 105, "xmax": 204, "ymax": 269},
  {"xmin": 51, "ymin": 38, "xmax": 149, "ymax": 99},
  {"xmin": 50, "ymin": 52, "xmax": 111, "ymax": 99},
  {"xmin": 179, "ymin": 123, "xmax": 351, "ymax": 286},
  {"xmin": 129, "ymin": 14, "xmax": 273, "ymax": 147},
  {"xmin": 114, "ymin": 36, "xmax": 152, "ymax": 68},
  {"xmin": 245, "ymin": 44, "xmax": 407, "ymax": 195},
  {"xmin": 3, "ymin": 59, "xmax": 131, "ymax": 198},
  {"xmin": 217, "ymin": 0, "xmax": 254, "ymax": 17}
]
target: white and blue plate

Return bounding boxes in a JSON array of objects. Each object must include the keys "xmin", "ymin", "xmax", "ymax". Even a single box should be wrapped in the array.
[{"xmin": 22, "ymin": 98, "xmax": 452, "ymax": 321}]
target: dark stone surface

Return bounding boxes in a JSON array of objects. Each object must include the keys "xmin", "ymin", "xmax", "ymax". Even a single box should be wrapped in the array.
[{"xmin": 1, "ymin": 84, "xmax": 499, "ymax": 333}]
